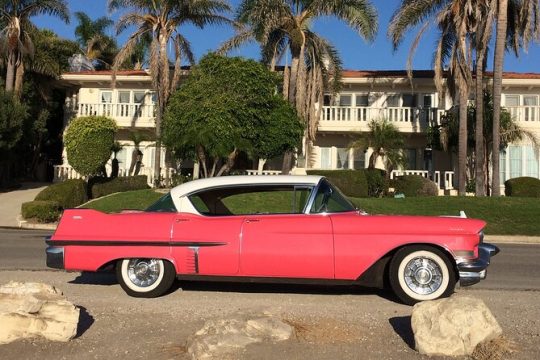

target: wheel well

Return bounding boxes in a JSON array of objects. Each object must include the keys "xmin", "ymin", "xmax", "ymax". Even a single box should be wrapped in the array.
[
  {"xmin": 356, "ymin": 243, "xmax": 459, "ymax": 288},
  {"xmin": 97, "ymin": 258, "xmax": 178, "ymax": 273}
]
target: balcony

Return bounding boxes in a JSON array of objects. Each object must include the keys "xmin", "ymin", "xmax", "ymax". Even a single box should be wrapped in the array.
[
  {"xmin": 76, "ymin": 102, "xmax": 156, "ymax": 128},
  {"xmin": 319, "ymin": 106, "xmax": 444, "ymax": 133},
  {"xmin": 506, "ymin": 106, "xmax": 540, "ymax": 129}
]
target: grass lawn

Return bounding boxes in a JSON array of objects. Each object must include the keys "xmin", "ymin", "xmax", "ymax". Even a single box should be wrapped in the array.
[
  {"xmin": 81, "ymin": 189, "xmax": 540, "ymax": 236},
  {"xmin": 81, "ymin": 189, "xmax": 163, "ymax": 213},
  {"xmin": 351, "ymin": 197, "xmax": 540, "ymax": 236}
]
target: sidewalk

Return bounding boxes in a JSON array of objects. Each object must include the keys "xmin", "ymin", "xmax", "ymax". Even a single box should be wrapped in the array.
[{"xmin": 0, "ymin": 183, "xmax": 49, "ymax": 228}]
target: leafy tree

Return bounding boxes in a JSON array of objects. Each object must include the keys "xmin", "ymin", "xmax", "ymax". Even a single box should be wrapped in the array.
[
  {"xmin": 162, "ymin": 54, "xmax": 304, "ymax": 177},
  {"xmin": 220, "ymin": 0, "xmax": 378, "ymax": 172},
  {"xmin": 350, "ymin": 119, "xmax": 406, "ymax": 178},
  {"xmin": 109, "ymin": 0, "xmax": 232, "ymax": 185},
  {"xmin": 0, "ymin": 0, "xmax": 69, "ymax": 94},
  {"xmin": 64, "ymin": 116, "xmax": 118, "ymax": 177},
  {"xmin": 0, "ymin": 89, "xmax": 28, "ymax": 186}
]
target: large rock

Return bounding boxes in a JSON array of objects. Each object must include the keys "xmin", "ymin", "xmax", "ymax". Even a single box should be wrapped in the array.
[
  {"xmin": 0, "ymin": 281, "xmax": 80, "ymax": 345},
  {"xmin": 187, "ymin": 315, "xmax": 294, "ymax": 359},
  {"xmin": 411, "ymin": 295, "xmax": 502, "ymax": 356}
]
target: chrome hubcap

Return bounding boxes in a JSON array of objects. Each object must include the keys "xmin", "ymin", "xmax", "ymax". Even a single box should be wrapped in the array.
[
  {"xmin": 404, "ymin": 257, "xmax": 443, "ymax": 295},
  {"xmin": 127, "ymin": 259, "xmax": 161, "ymax": 287}
]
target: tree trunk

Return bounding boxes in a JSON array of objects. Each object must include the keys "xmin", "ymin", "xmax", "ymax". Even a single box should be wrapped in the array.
[
  {"xmin": 475, "ymin": 53, "xmax": 485, "ymax": 196},
  {"xmin": 5, "ymin": 53, "xmax": 16, "ymax": 92},
  {"xmin": 458, "ymin": 89, "xmax": 468, "ymax": 196},
  {"xmin": 14, "ymin": 62, "xmax": 25, "ymax": 98},
  {"xmin": 491, "ymin": 0, "xmax": 508, "ymax": 197},
  {"xmin": 153, "ymin": 33, "xmax": 169, "ymax": 187},
  {"xmin": 216, "ymin": 149, "xmax": 238, "ymax": 177}
]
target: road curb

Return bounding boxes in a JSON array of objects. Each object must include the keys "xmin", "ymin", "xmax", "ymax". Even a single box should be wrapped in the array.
[{"xmin": 485, "ymin": 235, "xmax": 540, "ymax": 244}]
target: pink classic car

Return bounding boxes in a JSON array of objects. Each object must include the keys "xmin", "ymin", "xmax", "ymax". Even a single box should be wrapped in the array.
[{"xmin": 46, "ymin": 175, "xmax": 499, "ymax": 304}]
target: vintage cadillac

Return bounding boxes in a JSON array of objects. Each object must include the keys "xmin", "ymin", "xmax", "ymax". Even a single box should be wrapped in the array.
[{"xmin": 46, "ymin": 175, "xmax": 499, "ymax": 304}]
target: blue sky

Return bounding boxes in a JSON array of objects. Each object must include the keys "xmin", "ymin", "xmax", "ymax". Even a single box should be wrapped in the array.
[{"xmin": 33, "ymin": 0, "xmax": 540, "ymax": 72}]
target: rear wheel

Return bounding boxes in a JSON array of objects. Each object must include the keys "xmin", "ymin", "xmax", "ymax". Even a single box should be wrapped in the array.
[
  {"xmin": 116, "ymin": 258, "xmax": 176, "ymax": 298},
  {"xmin": 389, "ymin": 246, "xmax": 456, "ymax": 305}
]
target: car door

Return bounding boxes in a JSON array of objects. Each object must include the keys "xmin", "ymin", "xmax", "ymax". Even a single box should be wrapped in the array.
[
  {"xmin": 170, "ymin": 213, "xmax": 243, "ymax": 275},
  {"xmin": 240, "ymin": 213, "xmax": 334, "ymax": 278}
]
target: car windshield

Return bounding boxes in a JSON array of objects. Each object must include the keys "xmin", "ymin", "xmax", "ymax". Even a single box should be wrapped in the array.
[
  {"xmin": 310, "ymin": 179, "xmax": 357, "ymax": 214},
  {"xmin": 145, "ymin": 193, "xmax": 177, "ymax": 212}
]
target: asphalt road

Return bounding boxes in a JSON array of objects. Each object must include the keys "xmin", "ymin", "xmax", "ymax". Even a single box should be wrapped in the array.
[{"xmin": 0, "ymin": 228, "xmax": 539, "ymax": 291}]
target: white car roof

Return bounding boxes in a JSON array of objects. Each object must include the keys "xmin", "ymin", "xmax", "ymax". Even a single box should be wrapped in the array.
[{"xmin": 170, "ymin": 175, "xmax": 323, "ymax": 198}]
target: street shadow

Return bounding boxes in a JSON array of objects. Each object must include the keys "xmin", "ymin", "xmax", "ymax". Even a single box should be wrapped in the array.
[
  {"xmin": 76, "ymin": 306, "xmax": 94, "ymax": 338},
  {"xmin": 389, "ymin": 316, "xmax": 415, "ymax": 349},
  {"xmin": 69, "ymin": 272, "xmax": 117, "ymax": 286}
]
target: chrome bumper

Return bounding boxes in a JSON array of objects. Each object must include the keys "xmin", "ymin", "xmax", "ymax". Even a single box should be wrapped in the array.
[
  {"xmin": 457, "ymin": 243, "xmax": 500, "ymax": 287},
  {"xmin": 46, "ymin": 246, "xmax": 64, "ymax": 269}
]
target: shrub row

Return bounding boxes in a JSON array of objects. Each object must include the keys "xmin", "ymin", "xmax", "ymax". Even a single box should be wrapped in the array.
[
  {"xmin": 90, "ymin": 175, "xmax": 149, "ymax": 199},
  {"xmin": 307, "ymin": 170, "xmax": 368, "ymax": 197},
  {"xmin": 505, "ymin": 177, "xmax": 540, "ymax": 197},
  {"xmin": 21, "ymin": 201, "xmax": 62, "ymax": 223},
  {"xmin": 391, "ymin": 175, "xmax": 439, "ymax": 197},
  {"xmin": 22, "ymin": 176, "xmax": 149, "ymax": 223}
]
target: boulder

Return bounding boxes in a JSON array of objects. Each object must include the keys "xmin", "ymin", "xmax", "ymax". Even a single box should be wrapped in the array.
[
  {"xmin": 187, "ymin": 315, "xmax": 294, "ymax": 360},
  {"xmin": 0, "ymin": 281, "xmax": 80, "ymax": 345},
  {"xmin": 411, "ymin": 295, "xmax": 502, "ymax": 356}
]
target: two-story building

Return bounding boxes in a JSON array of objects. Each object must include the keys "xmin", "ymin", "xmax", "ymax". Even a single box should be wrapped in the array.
[{"xmin": 57, "ymin": 69, "xmax": 540, "ymax": 192}]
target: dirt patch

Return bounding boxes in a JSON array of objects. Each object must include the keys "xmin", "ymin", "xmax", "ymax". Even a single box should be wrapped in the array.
[
  {"xmin": 284, "ymin": 316, "xmax": 364, "ymax": 344},
  {"xmin": 471, "ymin": 336, "xmax": 518, "ymax": 360}
]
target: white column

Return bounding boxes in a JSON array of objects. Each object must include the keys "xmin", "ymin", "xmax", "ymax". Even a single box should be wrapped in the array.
[
  {"xmin": 348, "ymin": 148, "xmax": 354, "ymax": 170},
  {"xmin": 331, "ymin": 146, "xmax": 337, "ymax": 169}
]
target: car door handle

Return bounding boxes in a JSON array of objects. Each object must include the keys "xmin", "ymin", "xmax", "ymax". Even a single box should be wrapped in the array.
[
  {"xmin": 245, "ymin": 219, "xmax": 260, "ymax": 223},
  {"xmin": 175, "ymin": 218, "xmax": 190, "ymax": 223}
]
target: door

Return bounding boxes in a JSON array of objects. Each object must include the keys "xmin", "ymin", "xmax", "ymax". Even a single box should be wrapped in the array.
[
  {"xmin": 170, "ymin": 213, "xmax": 243, "ymax": 275},
  {"xmin": 240, "ymin": 214, "xmax": 334, "ymax": 279}
]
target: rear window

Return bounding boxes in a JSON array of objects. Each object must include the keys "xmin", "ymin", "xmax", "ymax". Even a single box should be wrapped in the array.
[{"xmin": 145, "ymin": 193, "xmax": 177, "ymax": 212}]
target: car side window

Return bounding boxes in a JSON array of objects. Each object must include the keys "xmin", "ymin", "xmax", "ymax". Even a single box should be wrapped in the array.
[
  {"xmin": 310, "ymin": 180, "xmax": 356, "ymax": 214},
  {"xmin": 145, "ymin": 193, "xmax": 177, "ymax": 212},
  {"xmin": 187, "ymin": 185, "xmax": 313, "ymax": 216}
]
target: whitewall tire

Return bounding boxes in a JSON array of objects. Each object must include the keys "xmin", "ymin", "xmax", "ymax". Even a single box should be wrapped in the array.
[
  {"xmin": 389, "ymin": 246, "xmax": 456, "ymax": 305},
  {"xmin": 116, "ymin": 258, "xmax": 176, "ymax": 298}
]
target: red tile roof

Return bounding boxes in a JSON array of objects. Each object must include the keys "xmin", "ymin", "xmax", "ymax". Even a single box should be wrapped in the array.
[{"xmin": 62, "ymin": 70, "xmax": 150, "ymax": 76}]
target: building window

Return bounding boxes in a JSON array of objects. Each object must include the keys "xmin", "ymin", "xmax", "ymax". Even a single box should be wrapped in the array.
[
  {"xmin": 402, "ymin": 94, "xmax": 417, "ymax": 108},
  {"xmin": 320, "ymin": 147, "xmax": 332, "ymax": 169},
  {"xmin": 100, "ymin": 91, "xmax": 112, "ymax": 103},
  {"xmin": 423, "ymin": 95, "xmax": 432, "ymax": 108},
  {"xmin": 133, "ymin": 91, "xmax": 146, "ymax": 104},
  {"xmin": 386, "ymin": 95, "xmax": 400, "ymax": 107},
  {"xmin": 339, "ymin": 95, "xmax": 352, "ymax": 107},
  {"xmin": 505, "ymin": 95, "xmax": 519, "ymax": 107},
  {"xmin": 523, "ymin": 96, "xmax": 538, "ymax": 122},
  {"xmin": 355, "ymin": 94, "xmax": 369, "ymax": 107},
  {"xmin": 509, "ymin": 145, "xmax": 522, "ymax": 178},
  {"xmin": 525, "ymin": 146, "xmax": 539, "ymax": 178},
  {"xmin": 407, "ymin": 149, "xmax": 416, "ymax": 169},
  {"xmin": 118, "ymin": 91, "xmax": 131, "ymax": 103},
  {"xmin": 500, "ymin": 149, "xmax": 506, "ymax": 183},
  {"xmin": 353, "ymin": 149, "xmax": 365, "ymax": 169},
  {"xmin": 323, "ymin": 94, "xmax": 332, "ymax": 106},
  {"xmin": 337, "ymin": 148, "xmax": 349, "ymax": 169}
]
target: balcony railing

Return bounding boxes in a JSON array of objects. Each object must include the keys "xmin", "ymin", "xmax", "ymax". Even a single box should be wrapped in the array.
[
  {"xmin": 77, "ymin": 102, "xmax": 156, "ymax": 128},
  {"xmin": 506, "ymin": 106, "xmax": 540, "ymax": 126},
  {"xmin": 319, "ymin": 106, "xmax": 445, "ymax": 133}
]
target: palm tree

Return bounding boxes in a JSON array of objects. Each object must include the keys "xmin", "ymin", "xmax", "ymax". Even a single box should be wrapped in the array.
[
  {"xmin": 491, "ymin": 0, "xmax": 539, "ymax": 196},
  {"xmin": 350, "ymin": 119, "xmax": 406, "ymax": 177},
  {"xmin": 219, "ymin": 0, "xmax": 378, "ymax": 172},
  {"xmin": 389, "ymin": 0, "xmax": 480, "ymax": 196},
  {"xmin": 109, "ymin": 0, "xmax": 232, "ymax": 186},
  {"xmin": 73, "ymin": 11, "xmax": 117, "ymax": 68},
  {"xmin": 0, "ymin": 0, "xmax": 69, "ymax": 93}
]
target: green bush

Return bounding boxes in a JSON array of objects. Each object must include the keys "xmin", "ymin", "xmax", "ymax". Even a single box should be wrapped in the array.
[
  {"xmin": 306, "ymin": 170, "xmax": 368, "ymax": 197},
  {"xmin": 505, "ymin": 177, "xmax": 540, "ymax": 197},
  {"xmin": 365, "ymin": 169, "xmax": 388, "ymax": 197},
  {"xmin": 392, "ymin": 175, "xmax": 439, "ymax": 197},
  {"xmin": 64, "ymin": 116, "xmax": 117, "ymax": 176},
  {"xmin": 91, "ymin": 175, "xmax": 149, "ymax": 199},
  {"xmin": 21, "ymin": 201, "xmax": 62, "ymax": 223},
  {"xmin": 35, "ymin": 179, "xmax": 88, "ymax": 208}
]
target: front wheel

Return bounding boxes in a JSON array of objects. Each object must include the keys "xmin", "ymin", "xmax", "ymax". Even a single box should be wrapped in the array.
[
  {"xmin": 116, "ymin": 258, "xmax": 176, "ymax": 298},
  {"xmin": 389, "ymin": 246, "xmax": 456, "ymax": 305}
]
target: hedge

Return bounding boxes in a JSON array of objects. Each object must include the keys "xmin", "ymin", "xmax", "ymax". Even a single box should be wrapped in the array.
[
  {"xmin": 91, "ymin": 175, "xmax": 149, "ymax": 199},
  {"xmin": 364, "ymin": 169, "xmax": 388, "ymax": 197},
  {"xmin": 391, "ymin": 175, "xmax": 439, "ymax": 197},
  {"xmin": 505, "ymin": 177, "xmax": 540, "ymax": 197},
  {"xmin": 307, "ymin": 170, "xmax": 368, "ymax": 197},
  {"xmin": 21, "ymin": 201, "xmax": 62, "ymax": 223},
  {"xmin": 35, "ymin": 179, "xmax": 88, "ymax": 208}
]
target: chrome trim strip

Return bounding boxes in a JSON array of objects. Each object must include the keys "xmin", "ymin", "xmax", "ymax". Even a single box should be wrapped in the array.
[{"xmin": 46, "ymin": 240, "xmax": 227, "ymax": 247}]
